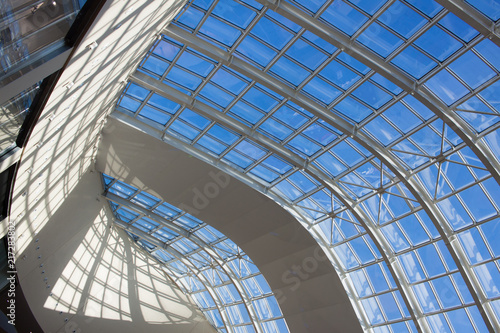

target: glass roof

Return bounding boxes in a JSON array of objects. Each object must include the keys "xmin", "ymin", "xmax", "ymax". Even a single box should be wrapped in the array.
[
  {"xmin": 102, "ymin": 174, "xmax": 289, "ymax": 333},
  {"xmin": 112, "ymin": 0, "xmax": 500, "ymax": 331}
]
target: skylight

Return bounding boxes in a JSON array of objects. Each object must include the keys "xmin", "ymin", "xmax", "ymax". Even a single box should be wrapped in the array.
[
  {"xmin": 102, "ymin": 174, "xmax": 289, "ymax": 333},
  {"xmin": 113, "ymin": 0, "xmax": 500, "ymax": 331}
]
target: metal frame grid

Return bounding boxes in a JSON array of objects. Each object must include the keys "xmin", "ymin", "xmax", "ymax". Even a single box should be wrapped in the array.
[
  {"xmin": 112, "ymin": 0, "xmax": 500, "ymax": 332},
  {"xmin": 102, "ymin": 174, "xmax": 290, "ymax": 333}
]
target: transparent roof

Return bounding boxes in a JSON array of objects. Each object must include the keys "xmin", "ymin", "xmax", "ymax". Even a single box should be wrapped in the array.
[
  {"xmin": 102, "ymin": 174, "xmax": 289, "ymax": 333},
  {"xmin": 113, "ymin": 0, "xmax": 500, "ymax": 331}
]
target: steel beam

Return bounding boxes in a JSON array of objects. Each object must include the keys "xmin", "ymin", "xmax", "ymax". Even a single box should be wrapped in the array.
[
  {"xmin": 129, "ymin": 72, "xmax": 431, "ymax": 331},
  {"xmin": 110, "ymin": 110, "xmax": 373, "ymax": 330},
  {"xmin": 248, "ymin": 0, "xmax": 500, "ymax": 185},
  {"xmin": 162, "ymin": 22, "xmax": 496, "ymax": 331},
  {"xmin": 435, "ymin": 0, "xmax": 500, "ymax": 47}
]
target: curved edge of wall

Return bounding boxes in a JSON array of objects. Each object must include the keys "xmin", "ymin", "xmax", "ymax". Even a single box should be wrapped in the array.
[
  {"xmin": 96, "ymin": 116, "xmax": 363, "ymax": 333},
  {"xmin": 5, "ymin": 0, "xmax": 215, "ymax": 331}
]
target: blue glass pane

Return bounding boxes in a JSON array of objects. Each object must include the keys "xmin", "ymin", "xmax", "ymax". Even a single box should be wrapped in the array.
[
  {"xmin": 177, "ymin": 51, "xmax": 214, "ymax": 77},
  {"xmin": 211, "ymin": 69, "xmax": 247, "ymax": 95},
  {"xmin": 244, "ymin": 87, "xmax": 278, "ymax": 112},
  {"xmin": 177, "ymin": 6, "xmax": 204, "ymax": 29},
  {"xmin": 334, "ymin": 96, "xmax": 373, "ymax": 122},
  {"xmin": 139, "ymin": 106, "xmax": 170, "ymax": 125},
  {"xmin": 425, "ymin": 70, "xmax": 469, "ymax": 106},
  {"xmin": 166, "ymin": 67, "xmax": 202, "ymax": 90},
  {"xmin": 287, "ymin": 135, "xmax": 321, "ymax": 156},
  {"xmin": 259, "ymin": 118, "xmax": 293, "ymax": 140},
  {"xmin": 379, "ymin": 1, "xmax": 427, "ymax": 39},
  {"xmin": 148, "ymin": 94, "xmax": 181, "ymax": 114},
  {"xmin": 352, "ymin": 81, "xmax": 392, "ymax": 109},
  {"xmin": 406, "ymin": 0, "xmax": 443, "ymax": 17},
  {"xmin": 237, "ymin": 36, "xmax": 277, "ymax": 66},
  {"xmin": 391, "ymin": 46, "xmax": 437, "ymax": 79},
  {"xmin": 474, "ymin": 39, "xmax": 500, "ymax": 71},
  {"xmin": 154, "ymin": 40, "xmax": 180, "ymax": 60},
  {"xmin": 251, "ymin": 17, "xmax": 293, "ymax": 49},
  {"xmin": 321, "ymin": 0, "xmax": 368, "ymax": 36},
  {"xmin": 235, "ymin": 140, "xmax": 266, "ymax": 160},
  {"xmin": 170, "ymin": 120, "xmax": 200, "ymax": 140},
  {"xmin": 199, "ymin": 84, "xmax": 234, "ymax": 107},
  {"xmin": 286, "ymin": 39, "xmax": 328, "ymax": 70},
  {"xmin": 273, "ymin": 105, "xmax": 309, "ymax": 129},
  {"xmin": 357, "ymin": 23, "xmax": 403, "ymax": 58},
  {"xmin": 439, "ymin": 13, "xmax": 478, "ymax": 42},
  {"xmin": 295, "ymin": 0, "xmax": 326, "ymax": 12},
  {"xmin": 371, "ymin": 73, "xmax": 403, "ymax": 95},
  {"xmin": 364, "ymin": 117, "xmax": 400, "ymax": 145},
  {"xmin": 414, "ymin": 26, "xmax": 462, "ymax": 62},
  {"xmin": 212, "ymin": 0, "xmax": 256, "ymax": 29},
  {"xmin": 303, "ymin": 77, "xmax": 342, "ymax": 104},
  {"xmin": 349, "ymin": 0, "xmax": 386, "ymax": 15},
  {"xmin": 336, "ymin": 52, "xmax": 370, "ymax": 74},
  {"xmin": 321, "ymin": 60, "xmax": 361, "ymax": 90},
  {"xmin": 200, "ymin": 16, "xmax": 241, "ymax": 46},
  {"xmin": 142, "ymin": 56, "xmax": 169, "ymax": 76},
  {"xmin": 302, "ymin": 31, "xmax": 337, "ymax": 53},
  {"xmin": 448, "ymin": 51, "xmax": 496, "ymax": 89},
  {"xmin": 266, "ymin": 10, "xmax": 301, "ymax": 32},
  {"xmin": 230, "ymin": 101, "xmax": 264, "ymax": 125},
  {"xmin": 271, "ymin": 57, "xmax": 310, "ymax": 86}
]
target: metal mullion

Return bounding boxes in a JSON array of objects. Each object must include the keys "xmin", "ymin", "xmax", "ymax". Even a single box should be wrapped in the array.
[
  {"xmin": 356, "ymin": 285, "xmax": 399, "ymax": 303},
  {"xmin": 434, "ymin": 0, "xmax": 500, "ymax": 47},
  {"xmin": 343, "ymin": 257, "xmax": 387, "ymax": 275},
  {"xmin": 349, "ymin": 0, "xmax": 398, "ymax": 41},
  {"xmin": 326, "ymin": 72, "xmax": 380, "ymax": 115},
  {"xmin": 289, "ymin": 183, "xmax": 324, "ymax": 206},
  {"xmin": 433, "ymin": 174, "xmax": 492, "ymax": 204},
  {"xmin": 294, "ymin": 48, "xmax": 343, "ymax": 92},
  {"xmin": 113, "ymin": 108, "xmax": 416, "ymax": 331},
  {"xmin": 191, "ymin": 0, "xmax": 220, "ymax": 35},
  {"xmin": 449, "ymin": 75, "xmax": 500, "ymax": 114},
  {"xmin": 453, "ymin": 108, "xmax": 500, "ymax": 117},
  {"xmin": 159, "ymin": 44, "xmax": 188, "ymax": 82},
  {"xmin": 279, "ymin": 115, "xmax": 320, "ymax": 147},
  {"xmin": 267, "ymin": 0, "xmax": 500, "ymax": 198},
  {"xmin": 383, "ymin": 10, "xmax": 449, "ymax": 66},
  {"xmin": 159, "ymin": 247, "xmax": 232, "ymax": 332},
  {"xmin": 337, "ymin": 179, "xmax": 375, "ymax": 191},
  {"xmin": 251, "ymin": 98, "xmax": 289, "ymax": 129},
  {"xmin": 222, "ymin": 81, "xmax": 257, "ymax": 115},
  {"xmin": 217, "ymin": 136, "xmax": 255, "ymax": 162},
  {"xmin": 382, "ymin": 185, "xmax": 420, "ymax": 203},
  {"xmin": 190, "ymin": 120, "xmax": 224, "ymax": 147},
  {"xmin": 389, "ymin": 147, "xmax": 434, "ymax": 159},
  {"xmin": 417, "ymin": 32, "xmax": 484, "ymax": 85},
  {"xmin": 478, "ymin": 181, "xmax": 500, "ymax": 213}
]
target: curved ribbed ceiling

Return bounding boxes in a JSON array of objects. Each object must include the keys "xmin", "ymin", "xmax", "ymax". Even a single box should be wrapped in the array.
[{"xmin": 111, "ymin": 0, "xmax": 500, "ymax": 331}]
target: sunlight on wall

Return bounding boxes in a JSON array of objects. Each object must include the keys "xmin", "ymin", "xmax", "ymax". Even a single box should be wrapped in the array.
[
  {"xmin": 43, "ymin": 210, "xmax": 108, "ymax": 314},
  {"xmin": 43, "ymin": 206, "xmax": 205, "ymax": 325}
]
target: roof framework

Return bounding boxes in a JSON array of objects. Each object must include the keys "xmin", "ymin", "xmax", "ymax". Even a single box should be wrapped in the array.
[
  {"xmin": 103, "ymin": 175, "xmax": 290, "ymax": 332},
  {"xmin": 112, "ymin": 0, "xmax": 500, "ymax": 332}
]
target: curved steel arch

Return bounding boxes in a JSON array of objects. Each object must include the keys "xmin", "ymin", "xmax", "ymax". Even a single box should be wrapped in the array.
[
  {"xmin": 253, "ymin": 0, "xmax": 500, "ymax": 185},
  {"xmin": 435, "ymin": 0, "xmax": 500, "ymax": 47},
  {"xmin": 130, "ymin": 70, "xmax": 429, "ymax": 331},
  {"xmin": 110, "ymin": 110, "xmax": 381, "ymax": 330},
  {"xmin": 162, "ymin": 24, "xmax": 496, "ymax": 331}
]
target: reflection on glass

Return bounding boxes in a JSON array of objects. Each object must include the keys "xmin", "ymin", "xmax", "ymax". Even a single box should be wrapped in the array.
[
  {"xmin": 0, "ymin": 81, "xmax": 39, "ymax": 153},
  {"xmin": 0, "ymin": 0, "xmax": 82, "ymax": 76}
]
